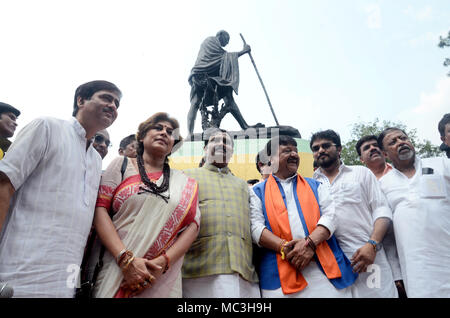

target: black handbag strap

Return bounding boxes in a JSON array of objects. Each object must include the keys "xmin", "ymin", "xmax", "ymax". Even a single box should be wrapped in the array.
[{"xmin": 120, "ymin": 156, "xmax": 128, "ymax": 178}]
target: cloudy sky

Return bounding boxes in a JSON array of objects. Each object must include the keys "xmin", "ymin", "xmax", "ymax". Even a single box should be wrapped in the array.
[{"xmin": 1, "ymin": 0, "xmax": 449, "ymax": 167}]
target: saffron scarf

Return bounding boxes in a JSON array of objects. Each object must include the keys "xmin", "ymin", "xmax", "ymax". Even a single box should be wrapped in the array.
[{"xmin": 264, "ymin": 174, "xmax": 342, "ymax": 294}]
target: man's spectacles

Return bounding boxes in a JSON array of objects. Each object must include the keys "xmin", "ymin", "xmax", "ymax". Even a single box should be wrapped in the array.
[
  {"xmin": 311, "ymin": 142, "xmax": 337, "ymax": 153},
  {"xmin": 94, "ymin": 134, "xmax": 112, "ymax": 148}
]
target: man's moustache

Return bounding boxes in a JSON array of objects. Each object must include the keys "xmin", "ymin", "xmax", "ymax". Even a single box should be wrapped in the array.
[{"xmin": 398, "ymin": 145, "xmax": 411, "ymax": 153}]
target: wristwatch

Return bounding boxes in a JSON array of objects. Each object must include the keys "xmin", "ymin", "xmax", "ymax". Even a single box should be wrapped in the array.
[{"xmin": 367, "ymin": 239, "xmax": 382, "ymax": 252}]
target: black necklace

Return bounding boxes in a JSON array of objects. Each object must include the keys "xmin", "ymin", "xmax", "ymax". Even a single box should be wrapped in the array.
[{"xmin": 136, "ymin": 153, "xmax": 170, "ymax": 203}]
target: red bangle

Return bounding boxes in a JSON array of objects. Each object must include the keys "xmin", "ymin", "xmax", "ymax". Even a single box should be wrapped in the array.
[{"xmin": 162, "ymin": 250, "xmax": 170, "ymax": 274}]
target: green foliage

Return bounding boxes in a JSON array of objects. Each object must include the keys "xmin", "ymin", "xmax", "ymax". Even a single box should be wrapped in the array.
[
  {"xmin": 341, "ymin": 118, "xmax": 442, "ymax": 166},
  {"xmin": 438, "ymin": 30, "xmax": 450, "ymax": 76}
]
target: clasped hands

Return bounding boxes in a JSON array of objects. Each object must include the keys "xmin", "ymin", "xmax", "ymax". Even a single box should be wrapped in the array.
[
  {"xmin": 120, "ymin": 256, "xmax": 166, "ymax": 297},
  {"xmin": 283, "ymin": 238, "xmax": 315, "ymax": 272},
  {"xmin": 350, "ymin": 243, "xmax": 376, "ymax": 273}
]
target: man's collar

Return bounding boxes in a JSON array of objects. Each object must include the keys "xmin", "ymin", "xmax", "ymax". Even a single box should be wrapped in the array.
[
  {"xmin": 338, "ymin": 161, "xmax": 351, "ymax": 172},
  {"xmin": 391, "ymin": 156, "xmax": 420, "ymax": 175},
  {"xmin": 313, "ymin": 161, "xmax": 348, "ymax": 178},
  {"xmin": 70, "ymin": 117, "xmax": 88, "ymax": 139},
  {"xmin": 203, "ymin": 162, "xmax": 231, "ymax": 174},
  {"xmin": 273, "ymin": 173, "xmax": 297, "ymax": 182}
]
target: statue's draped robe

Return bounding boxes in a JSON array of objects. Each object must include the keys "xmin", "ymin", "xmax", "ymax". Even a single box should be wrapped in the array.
[{"xmin": 188, "ymin": 36, "xmax": 240, "ymax": 95}]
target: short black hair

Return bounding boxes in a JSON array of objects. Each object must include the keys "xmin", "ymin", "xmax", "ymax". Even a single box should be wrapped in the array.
[
  {"xmin": 119, "ymin": 134, "xmax": 136, "ymax": 150},
  {"xmin": 355, "ymin": 135, "xmax": 378, "ymax": 156},
  {"xmin": 265, "ymin": 135, "xmax": 297, "ymax": 157},
  {"xmin": 377, "ymin": 127, "xmax": 408, "ymax": 150},
  {"xmin": 0, "ymin": 102, "xmax": 20, "ymax": 117},
  {"xmin": 310, "ymin": 129, "xmax": 341, "ymax": 150},
  {"xmin": 72, "ymin": 80, "xmax": 122, "ymax": 116},
  {"xmin": 438, "ymin": 113, "xmax": 450, "ymax": 137}
]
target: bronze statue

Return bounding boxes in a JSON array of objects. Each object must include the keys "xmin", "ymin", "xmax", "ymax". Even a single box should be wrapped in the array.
[{"xmin": 187, "ymin": 30, "xmax": 252, "ymax": 134}]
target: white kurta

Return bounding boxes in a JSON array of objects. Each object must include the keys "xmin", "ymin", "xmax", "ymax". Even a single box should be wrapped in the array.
[
  {"xmin": 182, "ymin": 273, "xmax": 261, "ymax": 298},
  {"xmin": 0, "ymin": 117, "xmax": 102, "ymax": 298},
  {"xmin": 379, "ymin": 156, "xmax": 450, "ymax": 298},
  {"xmin": 313, "ymin": 164, "xmax": 398, "ymax": 298},
  {"xmin": 249, "ymin": 174, "xmax": 351, "ymax": 298}
]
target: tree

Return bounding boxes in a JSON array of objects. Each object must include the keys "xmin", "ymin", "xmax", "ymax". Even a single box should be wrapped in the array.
[
  {"xmin": 438, "ymin": 30, "xmax": 450, "ymax": 76},
  {"xmin": 340, "ymin": 118, "xmax": 442, "ymax": 166}
]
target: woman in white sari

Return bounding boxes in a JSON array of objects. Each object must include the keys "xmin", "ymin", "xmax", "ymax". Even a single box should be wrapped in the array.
[{"xmin": 92, "ymin": 112, "xmax": 200, "ymax": 298}]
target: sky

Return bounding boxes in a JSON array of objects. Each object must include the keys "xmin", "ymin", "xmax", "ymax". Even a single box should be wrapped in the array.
[{"xmin": 1, "ymin": 0, "xmax": 449, "ymax": 168}]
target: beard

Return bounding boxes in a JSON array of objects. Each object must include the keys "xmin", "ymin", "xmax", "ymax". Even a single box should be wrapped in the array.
[{"xmin": 317, "ymin": 153, "xmax": 338, "ymax": 168}]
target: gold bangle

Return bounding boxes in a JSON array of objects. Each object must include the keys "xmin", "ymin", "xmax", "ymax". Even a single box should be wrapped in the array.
[
  {"xmin": 118, "ymin": 250, "xmax": 134, "ymax": 267},
  {"xmin": 121, "ymin": 256, "xmax": 135, "ymax": 271},
  {"xmin": 116, "ymin": 248, "xmax": 127, "ymax": 264},
  {"xmin": 279, "ymin": 239, "xmax": 287, "ymax": 260}
]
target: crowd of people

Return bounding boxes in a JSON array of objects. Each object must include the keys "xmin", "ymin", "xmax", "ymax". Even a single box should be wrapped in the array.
[{"xmin": 0, "ymin": 80, "xmax": 449, "ymax": 298}]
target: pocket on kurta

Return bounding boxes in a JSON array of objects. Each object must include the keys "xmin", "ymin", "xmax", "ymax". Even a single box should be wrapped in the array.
[{"xmin": 337, "ymin": 182, "xmax": 362, "ymax": 204}]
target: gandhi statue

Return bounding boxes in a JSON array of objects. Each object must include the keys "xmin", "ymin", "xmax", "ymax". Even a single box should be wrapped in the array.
[{"xmin": 187, "ymin": 30, "xmax": 252, "ymax": 134}]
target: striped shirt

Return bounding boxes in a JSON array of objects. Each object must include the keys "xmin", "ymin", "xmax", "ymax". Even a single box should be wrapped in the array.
[{"xmin": 0, "ymin": 117, "xmax": 102, "ymax": 297}]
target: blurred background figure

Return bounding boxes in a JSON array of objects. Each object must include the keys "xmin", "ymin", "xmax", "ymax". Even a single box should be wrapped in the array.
[
  {"xmin": 438, "ymin": 113, "xmax": 450, "ymax": 158},
  {"xmin": 0, "ymin": 102, "xmax": 21, "ymax": 160},
  {"xmin": 118, "ymin": 134, "xmax": 138, "ymax": 158},
  {"xmin": 93, "ymin": 129, "xmax": 111, "ymax": 160}
]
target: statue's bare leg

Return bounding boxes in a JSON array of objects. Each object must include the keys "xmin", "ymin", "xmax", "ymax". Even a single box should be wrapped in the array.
[
  {"xmin": 187, "ymin": 94, "xmax": 201, "ymax": 135},
  {"xmin": 223, "ymin": 94, "xmax": 249, "ymax": 130}
]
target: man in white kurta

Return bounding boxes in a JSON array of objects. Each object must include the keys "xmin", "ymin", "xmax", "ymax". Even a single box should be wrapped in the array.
[
  {"xmin": 378, "ymin": 127, "xmax": 450, "ymax": 297},
  {"xmin": 311, "ymin": 130, "xmax": 398, "ymax": 298},
  {"xmin": 250, "ymin": 174, "xmax": 352, "ymax": 298},
  {"xmin": 0, "ymin": 81, "xmax": 121, "ymax": 297},
  {"xmin": 356, "ymin": 135, "xmax": 404, "ymax": 297},
  {"xmin": 250, "ymin": 135, "xmax": 359, "ymax": 298}
]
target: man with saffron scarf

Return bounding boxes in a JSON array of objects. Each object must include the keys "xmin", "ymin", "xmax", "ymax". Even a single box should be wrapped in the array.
[{"xmin": 250, "ymin": 135, "xmax": 357, "ymax": 297}]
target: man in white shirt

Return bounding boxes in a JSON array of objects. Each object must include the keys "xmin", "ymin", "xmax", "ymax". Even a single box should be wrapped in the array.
[
  {"xmin": 356, "ymin": 135, "xmax": 405, "ymax": 298},
  {"xmin": 0, "ymin": 80, "xmax": 122, "ymax": 297},
  {"xmin": 356, "ymin": 135, "xmax": 393, "ymax": 180},
  {"xmin": 311, "ymin": 130, "xmax": 397, "ymax": 298},
  {"xmin": 378, "ymin": 127, "xmax": 450, "ymax": 297},
  {"xmin": 0, "ymin": 102, "xmax": 21, "ymax": 160},
  {"xmin": 250, "ymin": 135, "xmax": 357, "ymax": 298},
  {"xmin": 438, "ymin": 113, "xmax": 450, "ymax": 158},
  {"xmin": 92, "ymin": 129, "xmax": 111, "ymax": 160}
]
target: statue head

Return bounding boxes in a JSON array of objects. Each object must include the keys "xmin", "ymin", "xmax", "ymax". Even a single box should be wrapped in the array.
[{"xmin": 216, "ymin": 30, "xmax": 230, "ymax": 47}]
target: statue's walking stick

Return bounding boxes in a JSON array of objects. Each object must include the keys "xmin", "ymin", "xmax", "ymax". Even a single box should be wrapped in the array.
[{"xmin": 240, "ymin": 33, "xmax": 280, "ymax": 126}]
